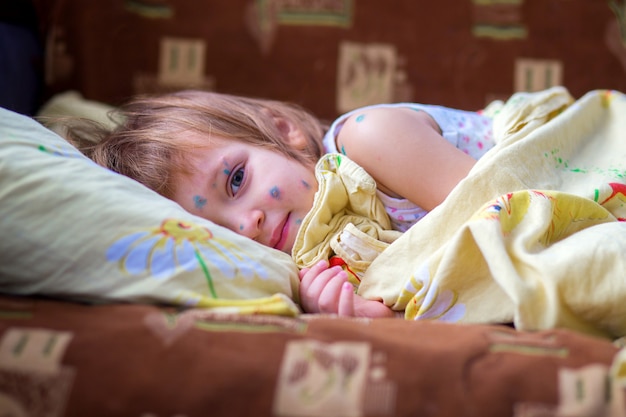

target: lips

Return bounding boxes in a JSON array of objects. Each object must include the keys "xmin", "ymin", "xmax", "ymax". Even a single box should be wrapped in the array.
[{"xmin": 271, "ymin": 213, "xmax": 290, "ymax": 251}]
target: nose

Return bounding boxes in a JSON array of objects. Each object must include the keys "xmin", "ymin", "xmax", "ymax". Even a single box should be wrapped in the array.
[{"xmin": 236, "ymin": 208, "xmax": 265, "ymax": 240}]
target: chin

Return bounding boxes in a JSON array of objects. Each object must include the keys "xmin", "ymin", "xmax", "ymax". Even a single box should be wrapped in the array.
[{"xmin": 280, "ymin": 241, "xmax": 294, "ymax": 255}]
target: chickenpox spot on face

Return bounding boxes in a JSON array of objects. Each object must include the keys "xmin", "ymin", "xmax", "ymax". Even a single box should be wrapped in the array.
[
  {"xmin": 295, "ymin": 218, "xmax": 302, "ymax": 225},
  {"xmin": 270, "ymin": 186, "xmax": 281, "ymax": 200},
  {"xmin": 222, "ymin": 160, "xmax": 231, "ymax": 175},
  {"xmin": 193, "ymin": 195, "xmax": 207, "ymax": 210},
  {"xmin": 239, "ymin": 224, "xmax": 244, "ymax": 231},
  {"xmin": 301, "ymin": 180, "xmax": 311, "ymax": 189},
  {"xmin": 356, "ymin": 114, "xmax": 365, "ymax": 123}
]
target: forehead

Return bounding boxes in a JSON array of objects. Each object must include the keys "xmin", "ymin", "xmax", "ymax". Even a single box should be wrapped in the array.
[
  {"xmin": 182, "ymin": 131, "xmax": 264, "ymax": 154},
  {"xmin": 179, "ymin": 135, "xmax": 272, "ymax": 179}
]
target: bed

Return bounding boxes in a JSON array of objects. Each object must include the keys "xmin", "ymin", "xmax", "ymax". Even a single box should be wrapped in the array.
[{"xmin": 1, "ymin": 86, "xmax": 626, "ymax": 416}]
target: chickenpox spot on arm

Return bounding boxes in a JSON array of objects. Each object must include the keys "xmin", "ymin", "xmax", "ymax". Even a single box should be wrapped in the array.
[{"xmin": 355, "ymin": 114, "xmax": 365, "ymax": 123}]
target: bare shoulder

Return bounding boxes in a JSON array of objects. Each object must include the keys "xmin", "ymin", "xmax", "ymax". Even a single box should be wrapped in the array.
[
  {"xmin": 333, "ymin": 105, "xmax": 475, "ymax": 210},
  {"xmin": 336, "ymin": 106, "xmax": 439, "ymax": 159},
  {"xmin": 337, "ymin": 107, "xmax": 440, "ymax": 165}
]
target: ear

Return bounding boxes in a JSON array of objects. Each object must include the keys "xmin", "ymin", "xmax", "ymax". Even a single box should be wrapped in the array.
[{"xmin": 262, "ymin": 109, "xmax": 308, "ymax": 150}]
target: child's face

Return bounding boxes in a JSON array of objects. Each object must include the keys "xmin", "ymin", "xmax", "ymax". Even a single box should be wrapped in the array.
[{"xmin": 172, "ymin": 135, "xmax": 318, "ymax": 254}]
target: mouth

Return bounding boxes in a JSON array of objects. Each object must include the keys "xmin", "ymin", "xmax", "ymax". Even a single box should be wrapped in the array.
[{"xmin": 271, "ymin": 213, "xmax": 290, "ymax": 252}]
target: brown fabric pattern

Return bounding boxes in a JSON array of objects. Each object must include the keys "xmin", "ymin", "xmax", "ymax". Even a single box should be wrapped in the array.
[{"xmin": 0, "ymin": 295, "xmax": 619, "ymax": 417}]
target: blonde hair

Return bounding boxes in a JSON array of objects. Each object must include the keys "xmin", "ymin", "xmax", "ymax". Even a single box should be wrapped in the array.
[{"xmin": 66, "ymin": 90, "xmax": 325, "ymax": 198}]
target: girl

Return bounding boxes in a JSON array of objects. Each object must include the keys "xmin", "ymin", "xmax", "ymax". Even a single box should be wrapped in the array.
[{"xmin": 66, "ymin": 90, "xmax": 495, "ymax": 317}]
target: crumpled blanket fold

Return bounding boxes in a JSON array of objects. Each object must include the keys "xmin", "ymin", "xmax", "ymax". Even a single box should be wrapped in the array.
[
  {"xmin": 292, "ymin": 154, "xmax": 401, "ymax": 283},
  {"xmin": 361, "ymin": 87, "xmax": 626, "ymax": 339}
]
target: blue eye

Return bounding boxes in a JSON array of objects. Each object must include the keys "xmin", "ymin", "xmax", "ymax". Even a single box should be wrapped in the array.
[{"xmin": 230, "ymin": 167, "xmax": 245, "ymax": 195}]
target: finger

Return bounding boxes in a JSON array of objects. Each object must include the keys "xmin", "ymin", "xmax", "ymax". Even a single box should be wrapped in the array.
[
  {"xmin": 337, "ymin": 282, "xmax": 356, "ymax": 317},
  {"xmin": 300, "ymin": 263, "xmax": 337, "ymax": 295},
  {"xmin": 316, "ymin": 272, "xmax": 347, "ymax": 313},
  {"xmin": 308, "ymin": 266, "xmax": 348, "ymax": 298},
  {"xmin": 299, "ymin": 260, "xmax": 329, "ymax": 289},
  {"xmin": 299, "ymin": 263, "xmax": 338, "ymax": 313},
  {"xmin": 298, "ymin": 268, "xmax": 310, "ymax": 280}
]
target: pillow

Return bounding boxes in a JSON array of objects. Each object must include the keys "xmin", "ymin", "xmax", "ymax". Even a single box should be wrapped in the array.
[
  {"xmin": 35, "ymin": 90, "xmax": 119, "ymax": 136},
  {"xmin": 0, "ymin": 106, "xmax": 301, "ymax": 315}
]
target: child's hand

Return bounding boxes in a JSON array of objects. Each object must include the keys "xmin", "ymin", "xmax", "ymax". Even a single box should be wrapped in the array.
[
  {"xmin": 298, "ymin": 260, "xmax": 355, "ymax": 316},
  {"xmin": 298, "ymin": 260, "xmax": 395, "ymax": 318}
]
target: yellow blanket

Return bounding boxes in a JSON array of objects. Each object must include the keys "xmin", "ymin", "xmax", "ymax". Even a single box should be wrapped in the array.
[
  {"xmin": 361, "ymin": 87, "xmax": 626, "ymax": 339},
  {"xmin": 292, "ymin": 154, "xmax": 402, "ymax": 282}
]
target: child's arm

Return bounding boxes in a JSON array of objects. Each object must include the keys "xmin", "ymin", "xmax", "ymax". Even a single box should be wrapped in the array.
[
  {"xmin": 336, "ymin": 107, "xmax": 477, "ymax": 211},
  {"xmin": 298, "ymin": 260, "xmax": 395, "ymax": 318}
]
